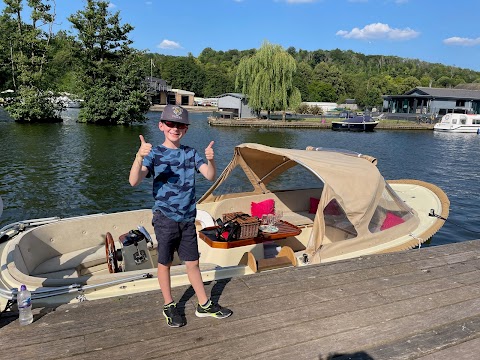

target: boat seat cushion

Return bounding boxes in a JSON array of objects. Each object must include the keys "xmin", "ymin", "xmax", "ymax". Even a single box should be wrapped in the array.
[
  {"xmin": 30, "ymin": 244, "xmax": 108, "ymax": 276},
  {"xmin": 251, "ymin": 199, "xmax": 275, "ymax": 218}
]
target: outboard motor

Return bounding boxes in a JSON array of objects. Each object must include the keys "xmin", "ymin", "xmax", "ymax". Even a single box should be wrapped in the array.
[{"xmin": 119, "ymin": 226, "xmax": 155, "ymax": 271}]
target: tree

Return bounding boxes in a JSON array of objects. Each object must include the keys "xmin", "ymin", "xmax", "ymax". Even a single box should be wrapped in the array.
[
  {"xmin": 307, "ymin": 80, "xmax": 336, "ymax": 102},
  {"xmin": 313, "ymin": 63, "xmax": 346, "ymax": 101},
  {"xmin": 159, "ymin": 55, "xmax": 206, "ymax": 96},
  {"xmin": 68, "ymin": 0, "xmax": 150, "ymax": 124},
  {"xmin": 202, "ymin": 64, "xmax": 234, "ymax": 97},
  {"xmin": 293, "ymin": 62, "xmax": 313, "ymax": 101},
  {"xmin": 236, "ymin": 41, "xmax": 301, "ymax": 120},
  {"xmin": 2, "ymin": 0, "xmax": 63, "ymax": 122}
]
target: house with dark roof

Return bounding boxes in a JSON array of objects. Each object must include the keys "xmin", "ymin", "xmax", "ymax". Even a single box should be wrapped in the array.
[
  {"xmin": 383, "ymin": 87, "xmax": 480, "ymax": 116},
  {"xmin": 216, "ymin": 93, "xmax": 255, "ymax": 119},
  {"xmin": 145, "ymin": 77, "xmax": 172, "ymax": 105}
]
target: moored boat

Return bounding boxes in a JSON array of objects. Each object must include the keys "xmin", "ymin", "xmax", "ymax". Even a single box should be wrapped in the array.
[
  {"xmin": 332, "ymin": 115, "xmax": 379, "ymax": 132},
  {"xmin": 433, "ymin": 113, "xmax": 480, "ymax": 133},
  {"xmin": 0, "ymin": 144, "xmax": 449, "ymax": 308}
]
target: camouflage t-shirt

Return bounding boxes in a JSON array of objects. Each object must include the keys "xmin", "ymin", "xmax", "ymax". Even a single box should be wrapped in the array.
[{"xmin": 143, "ymin": 145, "xmax": 205, "ymax": 222}]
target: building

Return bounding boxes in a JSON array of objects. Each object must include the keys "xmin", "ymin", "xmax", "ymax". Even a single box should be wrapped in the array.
[
  {"xmin": 301, "ymin": 102, "xmax": 338, "ymax": 112},
  {"xmin": 383, "ymin": 87, "xmax": 480, "ymax": 116},
  {"xmin": 145, "ymin": 77, "xmax": 171, "ymax": 105},
  {"xmin": 144, "ymin": 77, "xmax": 195, "ymax": 106},
  {"xmin": 170, "ymin": 89, "xmax": 195, "ymax": 106},
  {"xmin": 216, "ymin": 93, "xmax": 255, "ymax": 119}
]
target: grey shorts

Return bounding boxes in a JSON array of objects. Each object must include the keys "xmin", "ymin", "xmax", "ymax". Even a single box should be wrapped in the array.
[{"xmin": 152, "ymin": 211, "xmax": 199, "ymax": 265}]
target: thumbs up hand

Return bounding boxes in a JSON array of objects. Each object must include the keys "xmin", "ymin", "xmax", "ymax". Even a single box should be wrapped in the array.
[
  {"xmin": 137, "ymin": 135, "xmax": 152, "ymax": 158},
  {"xmin": 205, "ymin": 141, "xmax": 214, "ymax": 161}
]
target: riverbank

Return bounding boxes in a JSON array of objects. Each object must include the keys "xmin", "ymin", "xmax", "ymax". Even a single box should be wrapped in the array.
[{"xmin": 208, "ymin": 117, "xmax": 435, "ymax": 130}]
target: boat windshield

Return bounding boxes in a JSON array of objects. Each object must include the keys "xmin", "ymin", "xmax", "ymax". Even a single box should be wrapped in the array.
[{"xmin": 368, "ymin": 183, "xmax": 414, "ymax": 233}]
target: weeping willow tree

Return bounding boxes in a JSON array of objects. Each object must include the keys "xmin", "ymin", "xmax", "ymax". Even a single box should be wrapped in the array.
[{"xmin": 236, "ymin": 41, "xmax": 302, "ymax": 120}]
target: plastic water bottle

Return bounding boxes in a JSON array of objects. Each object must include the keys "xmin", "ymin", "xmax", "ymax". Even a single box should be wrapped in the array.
[{"xmin": 17, "ymin": 284, "xmax": 33, "ymax": 326}]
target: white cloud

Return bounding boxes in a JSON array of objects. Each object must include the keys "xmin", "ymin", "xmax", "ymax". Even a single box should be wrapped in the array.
[
  {"xmin": 157, "ymin": 39, "xmax": 183, "ymax": 50},
  {"xmin": 443, "ymin": 37, "xmax": 480, "ymax": 46},
  {"xmin": 336, "ymin": 23, "xmax": 419, "ymax": 41},
  {"xmin": 108, "ymin": 2, "xmax": 116, "ymax": 9}
]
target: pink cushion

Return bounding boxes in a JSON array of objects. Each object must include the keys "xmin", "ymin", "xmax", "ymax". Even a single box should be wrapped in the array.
[
  {"xmin": 251, "ymin": 199, "xmax": 275, "ymax": 218},
  {"xmin": 380, "ymin": 212, "xmax": 405, "ymax": 230},
  {"xmin": 309, "ymin": 197, "xmax": 320, "ymax": 214}
]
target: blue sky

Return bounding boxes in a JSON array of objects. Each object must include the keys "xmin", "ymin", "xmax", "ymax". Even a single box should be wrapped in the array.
[{"xmin": 4, "ymin": 0, "xmax": 480, "ymax": 71}]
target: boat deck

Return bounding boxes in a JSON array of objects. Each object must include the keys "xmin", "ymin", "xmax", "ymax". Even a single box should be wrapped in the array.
[{"xmin": 1, "ymin": 239, "xmax": 480, "ymax": 360}]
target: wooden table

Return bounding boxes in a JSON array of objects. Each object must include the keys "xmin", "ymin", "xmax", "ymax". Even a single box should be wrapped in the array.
[{"xmin": 199, "ymin": 220, "xmax": 301, "ymax": 249}]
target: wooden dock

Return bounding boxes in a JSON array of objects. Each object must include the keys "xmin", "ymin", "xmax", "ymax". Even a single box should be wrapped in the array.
[
  {"xmin": 1, "ymin": 239, "xmax": 480, "ymax": 360},
  {"xmin": 208, "ymin": 118, "xmax": 434, "ymax": 130}
]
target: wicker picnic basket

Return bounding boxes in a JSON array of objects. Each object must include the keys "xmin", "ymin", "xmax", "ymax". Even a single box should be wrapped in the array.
[{"xmin": 222, "ymin": 212, "xmax": 260, "ymax": 239}]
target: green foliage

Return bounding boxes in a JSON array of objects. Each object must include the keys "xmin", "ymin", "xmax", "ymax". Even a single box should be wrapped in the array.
[
  {"xmin": 6, "ymin": 85, "xmax": 63, "ymax": 122},
  {"xmin": 236, "ymin": 41, "xmax": 301, "ymax": 117},
  {"xmin": 307, "ymin": 81, "xmax": 336, "ymax": 102},
  {"xmin": 69, "ymin": 0, "xmax": 149, "ymax": 124},
  {"xmin": 1, "ymin": 0, "xmax": 60, "ymax": 122},
  {"xmin": 3, "ymin": 1, "xmax": 480, "ymax": 121}
]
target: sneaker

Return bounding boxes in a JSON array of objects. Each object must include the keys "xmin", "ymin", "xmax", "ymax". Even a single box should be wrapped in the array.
[
  {"xmin": 163, "ymin": 302, "xmax": 185, "ymax": 328},
  {"xmin": 195, "ymin": 300, "xmax": 233, "ymax": 319}
]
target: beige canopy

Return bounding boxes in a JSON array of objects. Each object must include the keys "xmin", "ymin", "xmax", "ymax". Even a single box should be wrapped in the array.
[{"xmin": 199, "ymin": 143, "xmax": 419, "ymax": 263}]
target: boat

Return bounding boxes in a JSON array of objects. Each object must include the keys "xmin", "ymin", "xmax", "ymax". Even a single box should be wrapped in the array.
[
  {"xmin": 0, "ymin": 143, "xmax": 449, "ymax": 308},
  {"xmin": 433, "ymin": 113, "xmax": 480, "ymax": 133},
  {"xmin": 332, "ymin": 115, "xmax": 379, "ymax": 132},
  {"xmin": 65, "ymin": 99, "xmax": 83, "ymax": 108}
]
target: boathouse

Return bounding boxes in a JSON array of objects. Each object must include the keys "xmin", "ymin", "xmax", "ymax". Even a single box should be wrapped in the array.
[
  {"xmin": 216, "ymin": 93, "xmax": 255, "ymax": 119},
  {"xmin": 383, "ymin": 87, "xmax": 480, "ymax": 116},
  {"xmin": 169, "ymin": 89, "xmax": 195, "ymax": 106},
  {"xmin": 145, "ymin": 77, "xmax": 171, "ymax": 105}
]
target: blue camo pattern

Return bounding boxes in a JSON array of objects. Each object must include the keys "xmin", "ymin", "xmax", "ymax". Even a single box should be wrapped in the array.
[{"xmin": 143, "ymin": 145, "xmax": 205, "ymax": 222}]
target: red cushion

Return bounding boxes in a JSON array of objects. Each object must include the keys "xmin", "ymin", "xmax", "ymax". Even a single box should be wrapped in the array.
[
  {"xmin": 309, "ymin": 197, "xmax": 320, "ymax": 214},
  {"xmin": 380, "ymin": 212, "xmax": 405, "ymax": 230},
  {"xmin": 251, "ymin": 199, "xmax": 275, "ymax": 218}
]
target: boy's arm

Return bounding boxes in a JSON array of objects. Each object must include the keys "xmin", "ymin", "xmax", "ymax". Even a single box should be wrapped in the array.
[
  {"xmin": 199, "ymin": 141, "xmax": 216, "ymax": 181},
  {"xmin": 129, "ymin": 135, "xmax": 151, "ymax": 186}
]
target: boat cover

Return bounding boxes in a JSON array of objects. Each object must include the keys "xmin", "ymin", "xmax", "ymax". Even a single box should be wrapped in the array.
[
  {"xmin": 342, "ymin": 115, "xmax": 374, "ymax": 123},
  {"xmin": 198, "ymin": 143, "xmax": 419, "ymax": 263}
]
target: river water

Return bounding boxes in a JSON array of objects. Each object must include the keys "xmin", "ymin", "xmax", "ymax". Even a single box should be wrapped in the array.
[{"xmin": 1, "ymin": 108, "xmax": 479, "ymax": 246}]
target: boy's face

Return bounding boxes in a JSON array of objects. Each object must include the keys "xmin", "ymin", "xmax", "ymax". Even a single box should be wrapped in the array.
[{"xmin": 159, "ymin": 120, "xmax": 188, "ymax": 146}]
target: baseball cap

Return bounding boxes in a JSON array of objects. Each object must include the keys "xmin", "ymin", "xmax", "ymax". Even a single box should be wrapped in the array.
[{"xmin": 160, "ymin": 105, "xmax": 189, "ymax": 125}]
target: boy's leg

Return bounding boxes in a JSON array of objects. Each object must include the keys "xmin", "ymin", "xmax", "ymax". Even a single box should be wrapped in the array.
[
  {"xmin": 157, "ymin": 262, "xmax": 173, "ymax": 304},
  {"xmin": 185, "ymin": 260, "xmax": 208, "ymax": 305},
  {"xmin": 153, "ymin": 211, "xmax": 185, "ymax": 327}
]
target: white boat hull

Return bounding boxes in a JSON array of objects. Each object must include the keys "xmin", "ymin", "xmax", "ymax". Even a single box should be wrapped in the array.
[{"xmin": 434, "ymin": 113, "xmax": 480, "ymax": 133}]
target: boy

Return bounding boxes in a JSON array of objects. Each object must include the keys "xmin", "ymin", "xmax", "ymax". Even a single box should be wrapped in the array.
[{"xmin": 129, "ymin": 104, "xmax": 232, "ymax": 327}]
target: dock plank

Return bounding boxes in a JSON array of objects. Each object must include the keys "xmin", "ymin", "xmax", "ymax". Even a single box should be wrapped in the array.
[{"xmin": 1, "ymin": 239, "xmax": 479, "ymax": 360}]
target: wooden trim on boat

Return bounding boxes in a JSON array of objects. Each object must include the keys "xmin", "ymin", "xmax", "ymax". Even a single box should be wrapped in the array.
[{"xmin": 198, "ymin": 221, "xmax": 302, "ymax": 249}]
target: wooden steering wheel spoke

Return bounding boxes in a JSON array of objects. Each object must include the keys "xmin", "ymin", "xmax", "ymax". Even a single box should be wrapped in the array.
[{"xmin": 105, "ymin": 232, "xmax": 119, "ymax": 273}]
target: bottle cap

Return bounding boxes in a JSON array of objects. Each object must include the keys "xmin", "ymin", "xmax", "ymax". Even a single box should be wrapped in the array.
[{"xmin": 20, "ymin": 284, "xmax": 26, "ymax": 291}]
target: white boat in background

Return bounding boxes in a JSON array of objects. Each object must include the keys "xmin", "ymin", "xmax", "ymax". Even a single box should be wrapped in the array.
[
  {"xmin": 65, "ymin": 99, "xmax": 83, "ymax": 108},
  {"xmin": 434, "ymin": 113, "xmax": 480, "ymax": 133}
]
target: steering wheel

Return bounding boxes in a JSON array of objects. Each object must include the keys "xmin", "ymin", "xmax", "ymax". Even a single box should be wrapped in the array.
[{"xmin": 105, "ymin": 232, "xmax": 119, "ymax": 273}]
